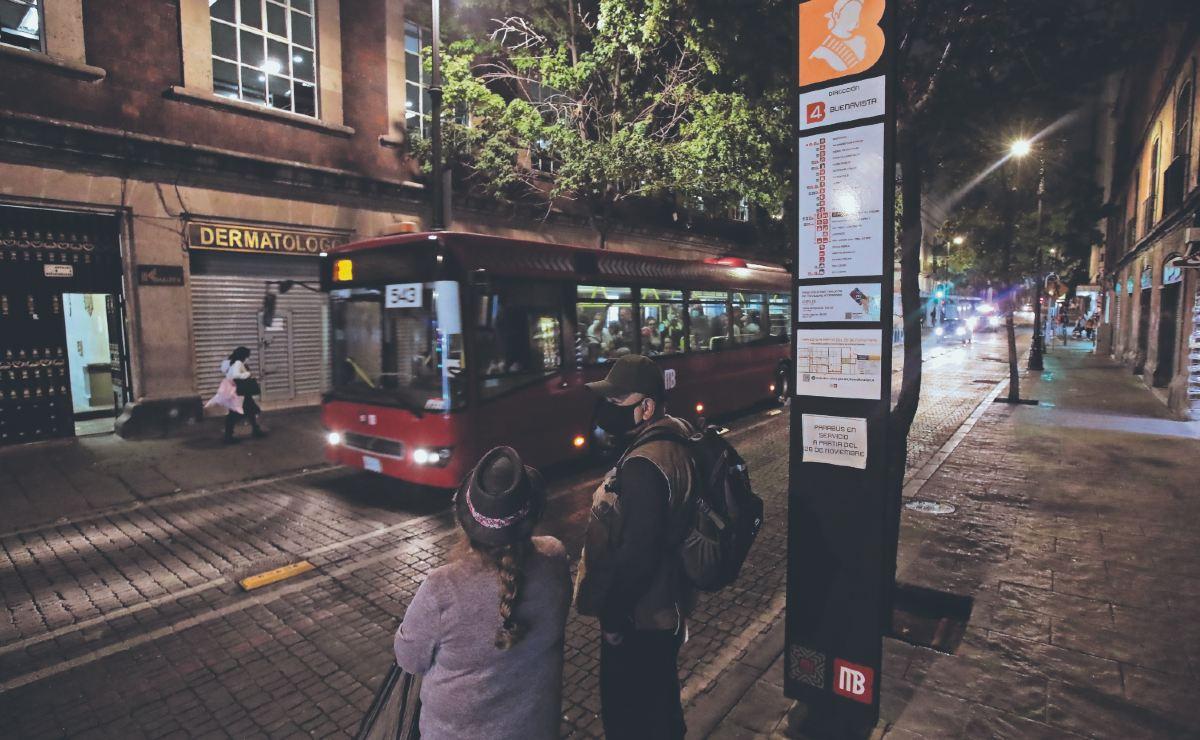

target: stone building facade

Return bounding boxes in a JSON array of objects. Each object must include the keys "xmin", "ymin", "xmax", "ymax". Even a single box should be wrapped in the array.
[
  {"xmin": 0, "ymin": 0, "xmax": 759, "ymax": 445},
  {"xmin": 1096, "ymin": 18, "xmax": 1200, "ymax": 420}
]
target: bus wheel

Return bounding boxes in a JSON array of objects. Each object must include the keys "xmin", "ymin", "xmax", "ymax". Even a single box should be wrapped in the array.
[{"xmin": 774, "ymin": 368, "xmax": 790, "ymax": 407}]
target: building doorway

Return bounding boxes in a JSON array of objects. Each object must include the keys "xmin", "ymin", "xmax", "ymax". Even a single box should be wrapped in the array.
[
  {"xmin": 0, "ymin": 205, "xmax": 129, "ymax": 446},
  {"xmin": 1135, "ymin": 288, "xmax": 1152, "ymax": 374},
  {"xmin": 63, "ymin": 293, "xmax": 118, "ymax": 434}
]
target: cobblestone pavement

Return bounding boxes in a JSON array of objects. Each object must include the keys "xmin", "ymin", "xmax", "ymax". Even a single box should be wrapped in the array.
[
  {"xmin": 705, "ymin": 343, "xmax": 1200, "ymax": 739},
  {"xmin": 0, "ymin": 336, "xmax": 1010, "ymax": 738}
]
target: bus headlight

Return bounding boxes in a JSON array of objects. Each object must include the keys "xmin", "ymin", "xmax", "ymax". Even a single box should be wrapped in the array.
[
  {"xmin": 412, "ymin": 447, "xmax": 453, "ymax": 466},
  {"xmin": 327, "ymin": 431, "xmax": 342, "ymax": 446},
  {"xmin": 935, "ymin": 327, "xmax": 944, "ymax": 337}
]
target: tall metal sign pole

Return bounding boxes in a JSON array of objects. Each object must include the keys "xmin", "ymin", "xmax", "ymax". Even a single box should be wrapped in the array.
[{"xmin": 786, "ymin": 0, "xmax": 897, "ymax": 737}]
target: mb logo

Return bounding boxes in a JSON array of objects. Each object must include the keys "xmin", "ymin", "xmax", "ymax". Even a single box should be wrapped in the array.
[
  {"xmin": 832, "ymin": 659, "xmax": 874, "ymax": 704},
  {"xmin": 806, "ymin": 102, "xmax": 826, "ymax": 124}
]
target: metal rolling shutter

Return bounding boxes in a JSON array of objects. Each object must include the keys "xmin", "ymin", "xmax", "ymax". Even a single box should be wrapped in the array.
[{"xmin": 190, "ymin": 273, "xmax": 328, "ymax": 409}]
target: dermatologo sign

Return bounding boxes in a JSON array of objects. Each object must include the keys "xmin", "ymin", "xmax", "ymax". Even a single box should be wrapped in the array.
[{"xmin": 799, "ymin": 0, "xmax": 886, "ymax": 87}]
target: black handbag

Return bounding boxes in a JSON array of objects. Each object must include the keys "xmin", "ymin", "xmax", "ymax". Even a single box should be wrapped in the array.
[
  {"xmin": 234, "ymin": 378, "xmax": 261, "ymax": 397},
  {"xmin": 354, "ymin": 661, "xmax": 422, "ymax": 740}
]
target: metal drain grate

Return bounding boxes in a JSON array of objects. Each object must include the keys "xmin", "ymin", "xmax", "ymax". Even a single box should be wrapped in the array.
[
  {"xmin": 890, "ymin": 583, "xmax": 973, "ymax": 654},
  {"xmin": 905, "ymin": 500, "xmax": 956, "ymax": 515}
]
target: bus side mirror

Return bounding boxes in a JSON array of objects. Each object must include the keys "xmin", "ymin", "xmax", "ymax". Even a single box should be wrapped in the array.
[{"xmin": 261, "ymin": 292, "xmax": 277, "ymax": 328}]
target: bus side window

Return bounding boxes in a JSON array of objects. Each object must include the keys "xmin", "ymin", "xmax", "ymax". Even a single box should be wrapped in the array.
[
  {"xmin": 730, "ymin": 292, "xmax": 766, "ymax": 345},
  {"xmin": 639, "ymin": 288, "xmax": 685, "ymax": 356},
  {"xmin": 688, "ymin": 290, "xmax": 729, "ymax": 352},
  {"xmin": 478, "ymin": 280, "xmax": 563, "ymax": 399},
  {"xmin": 768, "ymin": 293, "xmax": 791, "ymax": 342},
  {"xmin": 577, "ymin": 285, "xmax": 634, "ymax": 364}
]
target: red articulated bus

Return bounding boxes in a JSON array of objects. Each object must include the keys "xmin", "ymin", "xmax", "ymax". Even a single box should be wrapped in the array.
[{"xmin": 319, "ymin": 231, "xmax": 792, "ymax": 488}]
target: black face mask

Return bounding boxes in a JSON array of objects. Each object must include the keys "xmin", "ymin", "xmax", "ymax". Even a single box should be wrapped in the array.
[{"xmin": 595, "ymin": 400, "xmax": 639, "ymax": 437}]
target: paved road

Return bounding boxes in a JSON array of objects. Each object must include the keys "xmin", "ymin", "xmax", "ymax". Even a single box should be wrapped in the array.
[{"xmin": 0, "ymin": 333, "xmax": 1018, "ymax": 738}]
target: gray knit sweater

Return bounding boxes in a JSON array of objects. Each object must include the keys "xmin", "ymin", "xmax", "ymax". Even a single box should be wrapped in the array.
[{"xmin": 393, "ymin": 536, "xmax": 570, "ymax": 740}]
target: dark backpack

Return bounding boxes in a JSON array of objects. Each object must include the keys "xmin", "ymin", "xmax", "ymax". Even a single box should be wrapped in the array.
[{"xmin": 624, "ymin": 425, "xmax": 764, "ymax": 592}]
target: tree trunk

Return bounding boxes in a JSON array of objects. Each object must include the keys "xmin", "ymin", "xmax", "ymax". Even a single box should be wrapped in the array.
[
  {"xmin": 882, "ymin": 132, "xmax": 925, "ymax": 632},
  {"xmin": 889, "ymin": 134, "xmax": 924, "ymax": 466}
]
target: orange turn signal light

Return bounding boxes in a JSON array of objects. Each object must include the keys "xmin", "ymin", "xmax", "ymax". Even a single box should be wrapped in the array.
[{"xmin": 573, "ymin": 435, "xmax": 586, "ymax": 448}]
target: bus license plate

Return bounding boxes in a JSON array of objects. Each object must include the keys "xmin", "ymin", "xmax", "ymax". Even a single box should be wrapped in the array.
[{"xmin": 362, "ymin": 455, "xmax": 382, "ymax": 473}]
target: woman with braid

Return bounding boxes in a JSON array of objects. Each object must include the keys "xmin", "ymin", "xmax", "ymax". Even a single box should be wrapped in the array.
[{"xmin": 394, "ymin": 446, "xmax": 570, "ymax": 739}]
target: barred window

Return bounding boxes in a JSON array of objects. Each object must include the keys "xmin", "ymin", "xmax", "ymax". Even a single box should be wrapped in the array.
[
  {"xmin": 404, "ymin": 21, "xmax": 433, "ymax": 136},
  {"xmin": 210, "ymin": 0, "xmax": 318, "ymax": 117},
  {"xmin": 0, "ymin": 0, "xmax": 42, "ymax": 52}
]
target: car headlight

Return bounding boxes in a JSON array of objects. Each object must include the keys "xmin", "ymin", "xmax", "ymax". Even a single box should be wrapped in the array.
[
  {"xmin": 412, "ymin": 447, "xmax": 453, "ymax": 467},
  {"xmin": 966, "ymin": 318, "xmax": 978, "ymax": 330},
  {"xmin": 935, "ymin": 327, "xmax": 944, "ymax": 336},
  {"xmin": 989, "ymin": 316, "xmax": 1001, "ymax": 327},
  {"xmin": 955, "ymin": 326, "xmax": 966, "ymax": 336},
  {"xmin": 327, "ymin": 431, "xmax": 342, "ymax": 446}
]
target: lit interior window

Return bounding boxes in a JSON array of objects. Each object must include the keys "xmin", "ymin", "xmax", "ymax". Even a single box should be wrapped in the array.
[{"xmin": 209, "ymin": 0, "xmax": 318, "ymax": 117}]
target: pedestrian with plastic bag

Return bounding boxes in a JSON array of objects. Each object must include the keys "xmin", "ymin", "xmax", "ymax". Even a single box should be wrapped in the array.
[
  {"xmin": 373, "ymin": 446, "xmax": 569, "ymax": 740},
  {"xmin": 204, "ymin": 346, "xmax": 265, "ymax": 443}
]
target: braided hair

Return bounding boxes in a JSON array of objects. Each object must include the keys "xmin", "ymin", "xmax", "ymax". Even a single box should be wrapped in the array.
[{"xmin": 464, "ymin": 538, "xmax": 531, "ymax": 650}]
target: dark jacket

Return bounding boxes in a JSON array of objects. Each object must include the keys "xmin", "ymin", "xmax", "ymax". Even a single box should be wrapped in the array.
[{"xmin": 576, "ymin": 415, "xmax": 697, "ymax": 633}]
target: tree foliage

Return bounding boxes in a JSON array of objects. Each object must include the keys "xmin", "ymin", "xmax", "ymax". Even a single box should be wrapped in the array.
[{"xmin": 409, "ymin": 0, "xmax": 790, "ymax": 247}]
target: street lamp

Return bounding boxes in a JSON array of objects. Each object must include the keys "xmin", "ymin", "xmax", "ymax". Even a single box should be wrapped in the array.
[
  {"xmin": 952, "ymin": 236, "xmax": 965, "ymax": 246},
  {"xmin": 429, "ymin": 0, "xmax": 445, "ymax": 230},
  {"xmin": 1010, "ymin": 138, "xmax": 1047, "ymax": 370}
]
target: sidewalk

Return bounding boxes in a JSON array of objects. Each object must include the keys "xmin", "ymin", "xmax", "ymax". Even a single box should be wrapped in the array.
[
  {"xmin": 0, "ymin": 408, "xmax": 328, "ymax": 534},
  {"xmin": 691, "ymin": 344, "xmax": 1200, "ymax": 738}
]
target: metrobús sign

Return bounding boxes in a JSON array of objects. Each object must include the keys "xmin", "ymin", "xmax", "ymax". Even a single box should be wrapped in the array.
[{"xmin": 186, "ymin": 221, "xmax": 349, "ymax": 256}]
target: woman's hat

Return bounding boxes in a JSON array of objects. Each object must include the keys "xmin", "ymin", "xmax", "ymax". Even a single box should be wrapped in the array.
[{"xmin": 454, "ymin": 446, "xmax": 545, "ymax": 546}]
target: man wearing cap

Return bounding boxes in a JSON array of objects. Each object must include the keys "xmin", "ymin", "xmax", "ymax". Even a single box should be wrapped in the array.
[{"xmin": 580, "ymin": 354, "xmax": 696, "ymax": 740}]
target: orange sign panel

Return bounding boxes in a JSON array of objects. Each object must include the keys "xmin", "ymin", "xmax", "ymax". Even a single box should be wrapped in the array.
[{"xmin": 799, "ymin": 0, "xmax": 886, "ymax": 87}]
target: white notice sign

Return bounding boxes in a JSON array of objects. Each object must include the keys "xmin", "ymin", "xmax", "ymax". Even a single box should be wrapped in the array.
[
  {"xmin": 799, "ymin": 123, "xmax": 885, "ymax": 279},
  {"xmin": 799, "ymin": 76, "xmax": 886, "ymax": 131},
  {"xmin": 385, "ymin": 282, "xmax": 422, "ymax": 308},
  {"xmin": 802, "ymin": 414, "xmax": 868, "ymax": 469},
  {"xmin": 795, "ymin": 329, "xmax": 882, "ymax": 400},
  {"xmin": 797, "ymin": 283, "xmax": 882, "ymax": 323}
]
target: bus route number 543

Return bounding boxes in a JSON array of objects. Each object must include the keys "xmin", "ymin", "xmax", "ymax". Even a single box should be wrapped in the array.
[{"xmin": 386, "ymin": 282, "xmax": 422, "ymax": 308}]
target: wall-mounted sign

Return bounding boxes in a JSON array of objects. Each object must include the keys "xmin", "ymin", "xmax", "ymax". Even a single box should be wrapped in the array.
[
  {"xmin": 800, "ymin": 76, "xmax": 886, "ymax": 131},
  {"xmin": 797, "ymin": 282, "xmax": 882, "ymax": 322},
  {"xmin": 798, "ymin": 123, "xmax": 886, "ymax": 278},
  {"xmin": 1140, "ymin": 266, "xmax": 1153, "ymax": 290},
  {"xmin": 799, "ymin": 0, "xmax": 886, "ymax": 87},
  {"xmin": 795, "ymin": 328, "xmax": 883, "ymax": 399},
  {"xmin": 802, "ymin": 414, "xmax": 868, "ymax": 469},
  {"xmin": 1126, "ymin": 277, "xmax": 1134, "ymax": 295},
  {"xmin": 137, "ymin": 265, "xmax": 184, "ymax": 286},
  {"xmin": 43, "ymin": 264, "xmax": 74, "ymax": 278},
  {"xmin": 1163, "ymin": 259, "xmax": 1183, "ymax": 285},
  {"xmin": 186, "ymin": 221, "xmax": 349, "ymax": 257},
  {"xmin": 1170, "ymin": 250, "xmax": 1200, "ymax": 269}
]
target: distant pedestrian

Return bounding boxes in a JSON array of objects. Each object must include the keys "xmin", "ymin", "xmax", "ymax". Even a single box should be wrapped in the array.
[
  {"xmin": 204, "ymin": 346, "xmax": 265, "ymax": 443},
  {"xmin": 577, "ymin": 354, "xmax": 696, "ymax": 740},
  {"xmin": 393, "ymin": 447, "xmax": 570, "ymax": 740},
  {"xmin": 1085, "ymin": 314, "xmax": 1097, "ymax": 341}
]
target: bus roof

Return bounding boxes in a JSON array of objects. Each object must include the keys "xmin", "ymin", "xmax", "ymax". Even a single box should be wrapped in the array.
[{"xmin": 328, "ymin": 231, "xmax": 790, "ymax": 292}]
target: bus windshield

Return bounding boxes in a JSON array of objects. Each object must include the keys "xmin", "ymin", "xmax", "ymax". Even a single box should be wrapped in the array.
[{"xmin": 330, "ymin": 281, "xmax": 465, "ymax": 411}]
